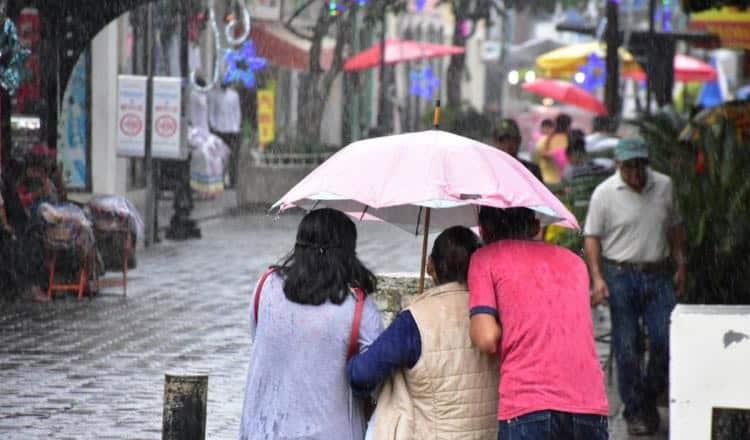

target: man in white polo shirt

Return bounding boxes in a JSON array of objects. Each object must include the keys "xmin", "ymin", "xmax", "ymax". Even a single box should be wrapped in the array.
[{"xmin": 584, "ymin": 137, "xmax": 686, "ymax": 436}]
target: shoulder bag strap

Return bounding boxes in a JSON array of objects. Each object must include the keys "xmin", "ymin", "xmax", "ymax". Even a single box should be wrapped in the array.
[
  {"xmin": 253, "ymin": 268, "xmax": 275, "ymax": 325},
  {"xmin": 347, "ymin": 287, "xmax": 366, "ymax": 360}
]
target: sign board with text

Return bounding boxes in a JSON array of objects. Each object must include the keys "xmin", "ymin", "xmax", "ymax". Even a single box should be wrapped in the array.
[
  {"xmin": 257, "ymin": 88, "xmax": 276, "ymax": 148},
  {"xmin": 116, "ymin": 75, "xmax": 147, "ymax": 157},
  {"xmin": 151, "ymin": 77, "xmax": 183, "ymax": 159},
  {"xmin": 116, "ymin": 75, "xmax": 185, "ymax": 159}
]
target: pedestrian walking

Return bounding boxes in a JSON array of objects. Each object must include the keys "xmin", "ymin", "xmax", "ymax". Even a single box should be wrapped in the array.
[
  {"xmin": 347, "ymin": 226, "xmax": 498, "ymax": 440},
  {"xmin": 209, "ymin": 83, "xmax": 242, "ymax": 188},
  {"xmin": 493, "ymin": 118, "xmax": 543, "ymax": 182},
  {"xmin": 239, "ymin": 208, "xmax": 383, "ymax": 440},
  {"xmin": 534, "ymin": 114, "xmax": 572, "ymax": 184},
  {"xmin": 584, "ymin": 137, "xmax": 685, "ymax": 436},
  {"xmin": 469, "ymin": 206, "xmax": 609, "ymax": 440}
]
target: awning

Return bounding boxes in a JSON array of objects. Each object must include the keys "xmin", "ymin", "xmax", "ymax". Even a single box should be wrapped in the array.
[
  {"xmin": 250, "ymin": 22, "xmax": 335, "ymax": 71},
  {"xmin": 690, "ymin": 7, "xmax": 750, "ymax": 49}
]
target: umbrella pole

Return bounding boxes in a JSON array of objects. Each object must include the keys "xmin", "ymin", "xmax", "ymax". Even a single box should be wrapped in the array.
[{"xmin": 418, "ymin": 207, "xmax": 431, "ymax": 294}]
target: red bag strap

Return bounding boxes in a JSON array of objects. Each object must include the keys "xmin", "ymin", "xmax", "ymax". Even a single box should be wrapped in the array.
[
  {"xmin": 347, "ymin": 287, "xmax": 366, "ymax": 360},
  {"xmin": 253, "ymin": 268, "xmax": 275, "ymax": 325}
]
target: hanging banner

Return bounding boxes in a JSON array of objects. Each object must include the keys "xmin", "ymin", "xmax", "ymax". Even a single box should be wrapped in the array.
[
  {"xmin": 58, "ymin": 49, "xmax": 90, "ymax": 190},
  {"xmin": 257, "ymin": 87, "xmax": 276, "ymax": 148},
  {"xmin": 152, "ymin": 77, "xmax": 183, "ymax": 159},
  {"xmin": 117, "ymin": 75, "xmax": 147, "ymax": 157}
]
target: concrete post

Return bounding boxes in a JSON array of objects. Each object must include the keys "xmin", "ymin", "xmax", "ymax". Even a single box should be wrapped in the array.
[{"xmin": 162, "ymin": 372, "xmax": 208, "ymax": 440}]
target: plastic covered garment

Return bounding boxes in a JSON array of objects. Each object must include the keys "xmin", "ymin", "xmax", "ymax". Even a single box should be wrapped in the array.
[
  {"xmin": 86, "ymin": 194, "xmax": 144, "ymax": 242},
  {"xmin": 187, "ymin": 127, "xmax": 230, "ymax": 198},
  {"xmin": 38, "ymin": 202, "xmax": 94, "ymax": 254}
]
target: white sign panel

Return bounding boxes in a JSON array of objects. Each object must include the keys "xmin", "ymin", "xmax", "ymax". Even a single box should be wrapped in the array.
[
  {"xmin": 116, "ymin": 75, "xmax": 147, "ymax": 157},
  {"xmin": 481, "ymin": 41, "xmax": 502, "ymax": 63},
  {"xmin": 152, "ymin": 77, "xmax": 183, "ymax": 159}
]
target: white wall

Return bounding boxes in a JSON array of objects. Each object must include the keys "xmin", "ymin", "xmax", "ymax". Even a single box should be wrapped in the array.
[
  {"xmin": 671, "ymin": 304, "xmax": 750, "ymax": 439},
  {"xmin": 90, "ymin": 20, "xmax": 128, "ymax": 196}
]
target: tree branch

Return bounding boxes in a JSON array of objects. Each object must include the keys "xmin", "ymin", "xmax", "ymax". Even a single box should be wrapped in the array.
[{"xmin": 283, "ymin": 0, "xmax": 318, "ymax": 41}]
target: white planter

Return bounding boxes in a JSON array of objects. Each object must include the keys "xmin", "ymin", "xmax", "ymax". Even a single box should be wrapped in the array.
[{"xmin": 670, "ymin": 304, "xmax": 750, "ymax": 439}]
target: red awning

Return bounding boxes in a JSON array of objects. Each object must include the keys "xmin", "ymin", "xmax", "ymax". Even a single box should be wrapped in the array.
[{"xmin": 250, "ymin": 22, "xmax": 334, "ymax": 72}]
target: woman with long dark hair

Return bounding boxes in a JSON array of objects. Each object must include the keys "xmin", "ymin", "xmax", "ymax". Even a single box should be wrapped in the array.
[{"xmin": 239, "ymin": 208, "xmax": 383, "ymax": 440}]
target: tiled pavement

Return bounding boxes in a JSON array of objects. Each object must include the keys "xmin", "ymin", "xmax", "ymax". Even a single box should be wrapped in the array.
[{"xmin": 0, "ymin": 213, "xmax": 668, "ymax": 439}]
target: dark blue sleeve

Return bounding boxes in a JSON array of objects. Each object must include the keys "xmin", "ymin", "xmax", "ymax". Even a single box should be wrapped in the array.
[{"xmin": 347, "ymin": 310, "xmax": 421, "ymax": 396}]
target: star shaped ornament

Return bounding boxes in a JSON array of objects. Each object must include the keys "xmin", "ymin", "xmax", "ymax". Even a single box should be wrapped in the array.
[
  {"xmin": 409, "ymin": 65, "xmax": 440, "ymax": 100},
  {"xmin": 224, "ymin": 41, "xmax": 267, "ymax": 89}
]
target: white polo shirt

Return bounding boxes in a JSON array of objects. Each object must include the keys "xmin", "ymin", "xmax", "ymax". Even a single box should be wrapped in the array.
[{"xmin": 584, "ymin": 168, "xmax": 681, "ymax": 263}]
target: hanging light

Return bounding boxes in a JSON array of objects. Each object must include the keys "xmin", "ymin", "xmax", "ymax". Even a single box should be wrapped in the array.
[{"xmin": 508, "ymin": 70, "xmax": 520, "ymax": 85}]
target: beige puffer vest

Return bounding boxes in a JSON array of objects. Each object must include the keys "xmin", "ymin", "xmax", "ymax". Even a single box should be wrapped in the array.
[{"xmin": 371, "ymin": 282, "xmax": 499, "ymax": 440}]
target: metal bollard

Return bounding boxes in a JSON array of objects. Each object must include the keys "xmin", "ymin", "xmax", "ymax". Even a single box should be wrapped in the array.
[{"xmin": 162, "ymin": 372, "xmax": 208, "ymax": 440}]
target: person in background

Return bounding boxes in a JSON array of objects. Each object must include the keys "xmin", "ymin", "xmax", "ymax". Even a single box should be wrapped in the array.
[
  {"xmin": 209, "ymin": 82, "xmax": 242, "ymax": 188},
  {"xmin": 469, "ymin": 206, "xmax": 609, "ymax": 439},
  {"xmin": 584, "ymin": 138, "xmax": 685, "ymax": 436},
  {"xmin": 535, "ymin": 114, "xmax": 572, "ymax": 185},
  {"xmin": 348, "ymin": 226, "xmax": 498, "ymax": 439},
  {"xmin": 188, "ymin": 73, "xmax": 210, "ymax": 131},
  {"xmin": 240, "ymin": 208, "xmax": 383, "ymax": 440},
  {"xmin": 563, "ymin": 129, "xmax": 613, "ymax": 184},
  {"xmin": 586, "ymin": 116, "xmax": 618, "ymax": 158},
  {"xmin": 493, "ymin": 118, "xmax": 542, "ymax": 181}
]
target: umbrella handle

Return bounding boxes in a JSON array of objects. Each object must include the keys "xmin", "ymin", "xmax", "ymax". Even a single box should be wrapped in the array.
[
  {"xmin": 433, "ymin": 100, "xmax": 441, "ymax": 129},
  {"xmin": 418, "ymin": 207, "xmax": 431, "ymax": 294}
]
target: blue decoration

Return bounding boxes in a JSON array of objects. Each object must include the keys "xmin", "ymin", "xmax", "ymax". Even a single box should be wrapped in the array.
[
  {"xmin": 409, "ymin": 65, "xmax": 440, "ymax": 100},
  {"xmin": 698, "ymin": 58, "xmax": 725, "ymax": 109},
  {"xmin": 416, "ymin": 0, "xmax": 427, "ymax": 11},
  {"xmin": 0, "ymin": 19, "xmax": 31, "ymax": 95},
  {"xmin": 577, "ymin": 54, "xmax": 606, "ymax": 92},
  {"xmin": 223, "ymin": 41, "xmax": 267, "ymax": 89}
]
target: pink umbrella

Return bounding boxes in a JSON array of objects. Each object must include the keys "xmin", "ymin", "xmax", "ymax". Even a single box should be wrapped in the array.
[
  {"xmin": 344, "ymin": 39, "xmax": 465, "ymax": 72},
  {"xmin": 623, "ymin": 54, "xmax": 717, "ymax": 83},
  {"xmin": 273, "ymin": 130, "xmax": 579, "ymax": 289},
  {"xmin": 523, "ymin": 79, "xmax": 608, "ymax": 115}
]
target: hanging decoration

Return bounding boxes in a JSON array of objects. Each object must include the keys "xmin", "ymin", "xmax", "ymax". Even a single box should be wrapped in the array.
[
  {"xmin": 576, "ymin": 53, "xmax": 606, "ymax": 92},
  {"xmin": 223, "ymin": 41, "xmax": 267, "ymax": 89},
  {"xmin": 327, "ymin": 0, "xmax": 368, "ymax": 16},
  {"xmin": 190, "ymin": 0, "xmax": 252, "ymax": 93},
  {"xmin": 415, "ymin": 0, "xmax": 427, "ymax": 11},
  {"xmin": 655, "ymin": 0, "xmax": 673, "ymax": 32},
  {"xmin": 409, "ymin": 65, "xmax": 440, "ymax": 100},
  {"xmin": 0, "ymin": 18, "xmax": 30, "ymax": 95}
]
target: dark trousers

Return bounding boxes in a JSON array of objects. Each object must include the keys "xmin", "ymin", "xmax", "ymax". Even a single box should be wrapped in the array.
[
  {"xmin": 499, "ymin": 411, "xmax": 609, "ymax": 439},
  {"xmin": 215, "ymin": 131, "xmax": 240, "ymax": 188},
  {"xmin": 604, "ymin": 263, "xmax": 676, "ymax": 420}
]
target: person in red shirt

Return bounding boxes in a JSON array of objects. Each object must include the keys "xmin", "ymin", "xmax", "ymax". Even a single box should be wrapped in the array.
[{"xmin": 468, "ymin": 206, "xmax": 609, "ymax": 439}]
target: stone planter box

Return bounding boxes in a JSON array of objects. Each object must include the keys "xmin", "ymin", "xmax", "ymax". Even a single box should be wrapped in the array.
[
  {"xmin": 374, "ymin": 273, "xmax": 433, "ymax": 326},
  {"xmin": 236, "ymin": 150, "xmax": 334, "ymax": 207}
]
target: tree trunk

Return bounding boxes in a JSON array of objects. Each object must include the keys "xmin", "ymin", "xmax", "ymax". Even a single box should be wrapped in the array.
[
  {"xmin": 295, "ymin": 3, "xmax": 353, "ymax": 144},
  {"xmin": 446, "ymin": 4, "xmax": 468, "ymax": 110}
]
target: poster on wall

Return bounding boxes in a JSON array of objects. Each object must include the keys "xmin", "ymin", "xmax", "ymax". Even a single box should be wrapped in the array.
[
  {"xmin": 116, "ymin": 75, "xmax": 148, "ymax": 157},
  {"xmin": 57, "ymin": 48, "xmax": 90, "ymax": 190}
]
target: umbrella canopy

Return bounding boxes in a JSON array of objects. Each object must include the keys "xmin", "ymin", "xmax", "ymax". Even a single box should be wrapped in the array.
[
  {"xmin": 522, "ymin": 79, "xmax": 608, "ymax": 115},
  {"xmin": 344, "ymin": 39, "xmax": 465, "ymax": 72},
  {"xmin": 536, "ymin": 42, "xmax": 640, "ymax": 78},
  {"xmin": 273, "ymin": 130, "xmax": 579, "ymax": 233},
  {"xmin": 623, "ymin": 54, "xmax": 717, "ymax": 83}
]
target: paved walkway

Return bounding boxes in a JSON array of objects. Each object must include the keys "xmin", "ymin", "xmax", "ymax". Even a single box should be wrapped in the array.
[{"xmin": 0, "ymin": 213, "xmax": 667, "ymax": 439}]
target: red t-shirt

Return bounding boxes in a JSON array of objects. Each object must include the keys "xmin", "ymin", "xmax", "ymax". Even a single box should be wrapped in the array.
[{"xmin": 468, "ymin": 240, "xmax": 609, "ymax": 420}]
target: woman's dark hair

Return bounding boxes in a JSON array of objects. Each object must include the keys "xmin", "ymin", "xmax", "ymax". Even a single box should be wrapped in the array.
[
  {"xmin": 554, "ymin": 113, "xmax": 572, "ymax": 133},
  {"xmin": 274, "ymin": 208, "xmax": 377, "ymax": 306},
  {"xmin": 430, "ymin": 226, "xmax": 481, "ymax": 285},
  {"xmin": 567, "ymin": 129, "xmax": 587, "ymax": 157},
  {"xmin": 540, "ymin": 118, "xmax": 554, "ymax": 129},
  {"xmin": 478, "ymin": 206, "xmax": 538, "ymax": 244}
]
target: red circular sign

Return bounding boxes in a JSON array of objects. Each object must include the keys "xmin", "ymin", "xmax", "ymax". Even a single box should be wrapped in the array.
[
  {"xmin": 155, "ymin": 115, "xmax": 178, "ymax": 138},
  {"xmin": 120, "ymin": 113, "xmax": 143, "ymax": 137}
]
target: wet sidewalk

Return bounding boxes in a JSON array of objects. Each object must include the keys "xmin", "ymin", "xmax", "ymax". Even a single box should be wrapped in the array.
[{"xmin": 0, "ymin": 213, "xmax": 666, "ymax": 439}]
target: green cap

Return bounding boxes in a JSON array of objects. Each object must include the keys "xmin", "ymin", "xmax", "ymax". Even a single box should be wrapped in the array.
[{"xmin": 615, "ymin": 137, "xmax": 649, "ymax": 162}]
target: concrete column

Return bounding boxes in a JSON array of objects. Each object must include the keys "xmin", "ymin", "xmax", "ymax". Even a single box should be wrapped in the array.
[{"xmin": 91, "ymin": 20, "xmax": 128, "ymax": 196}]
